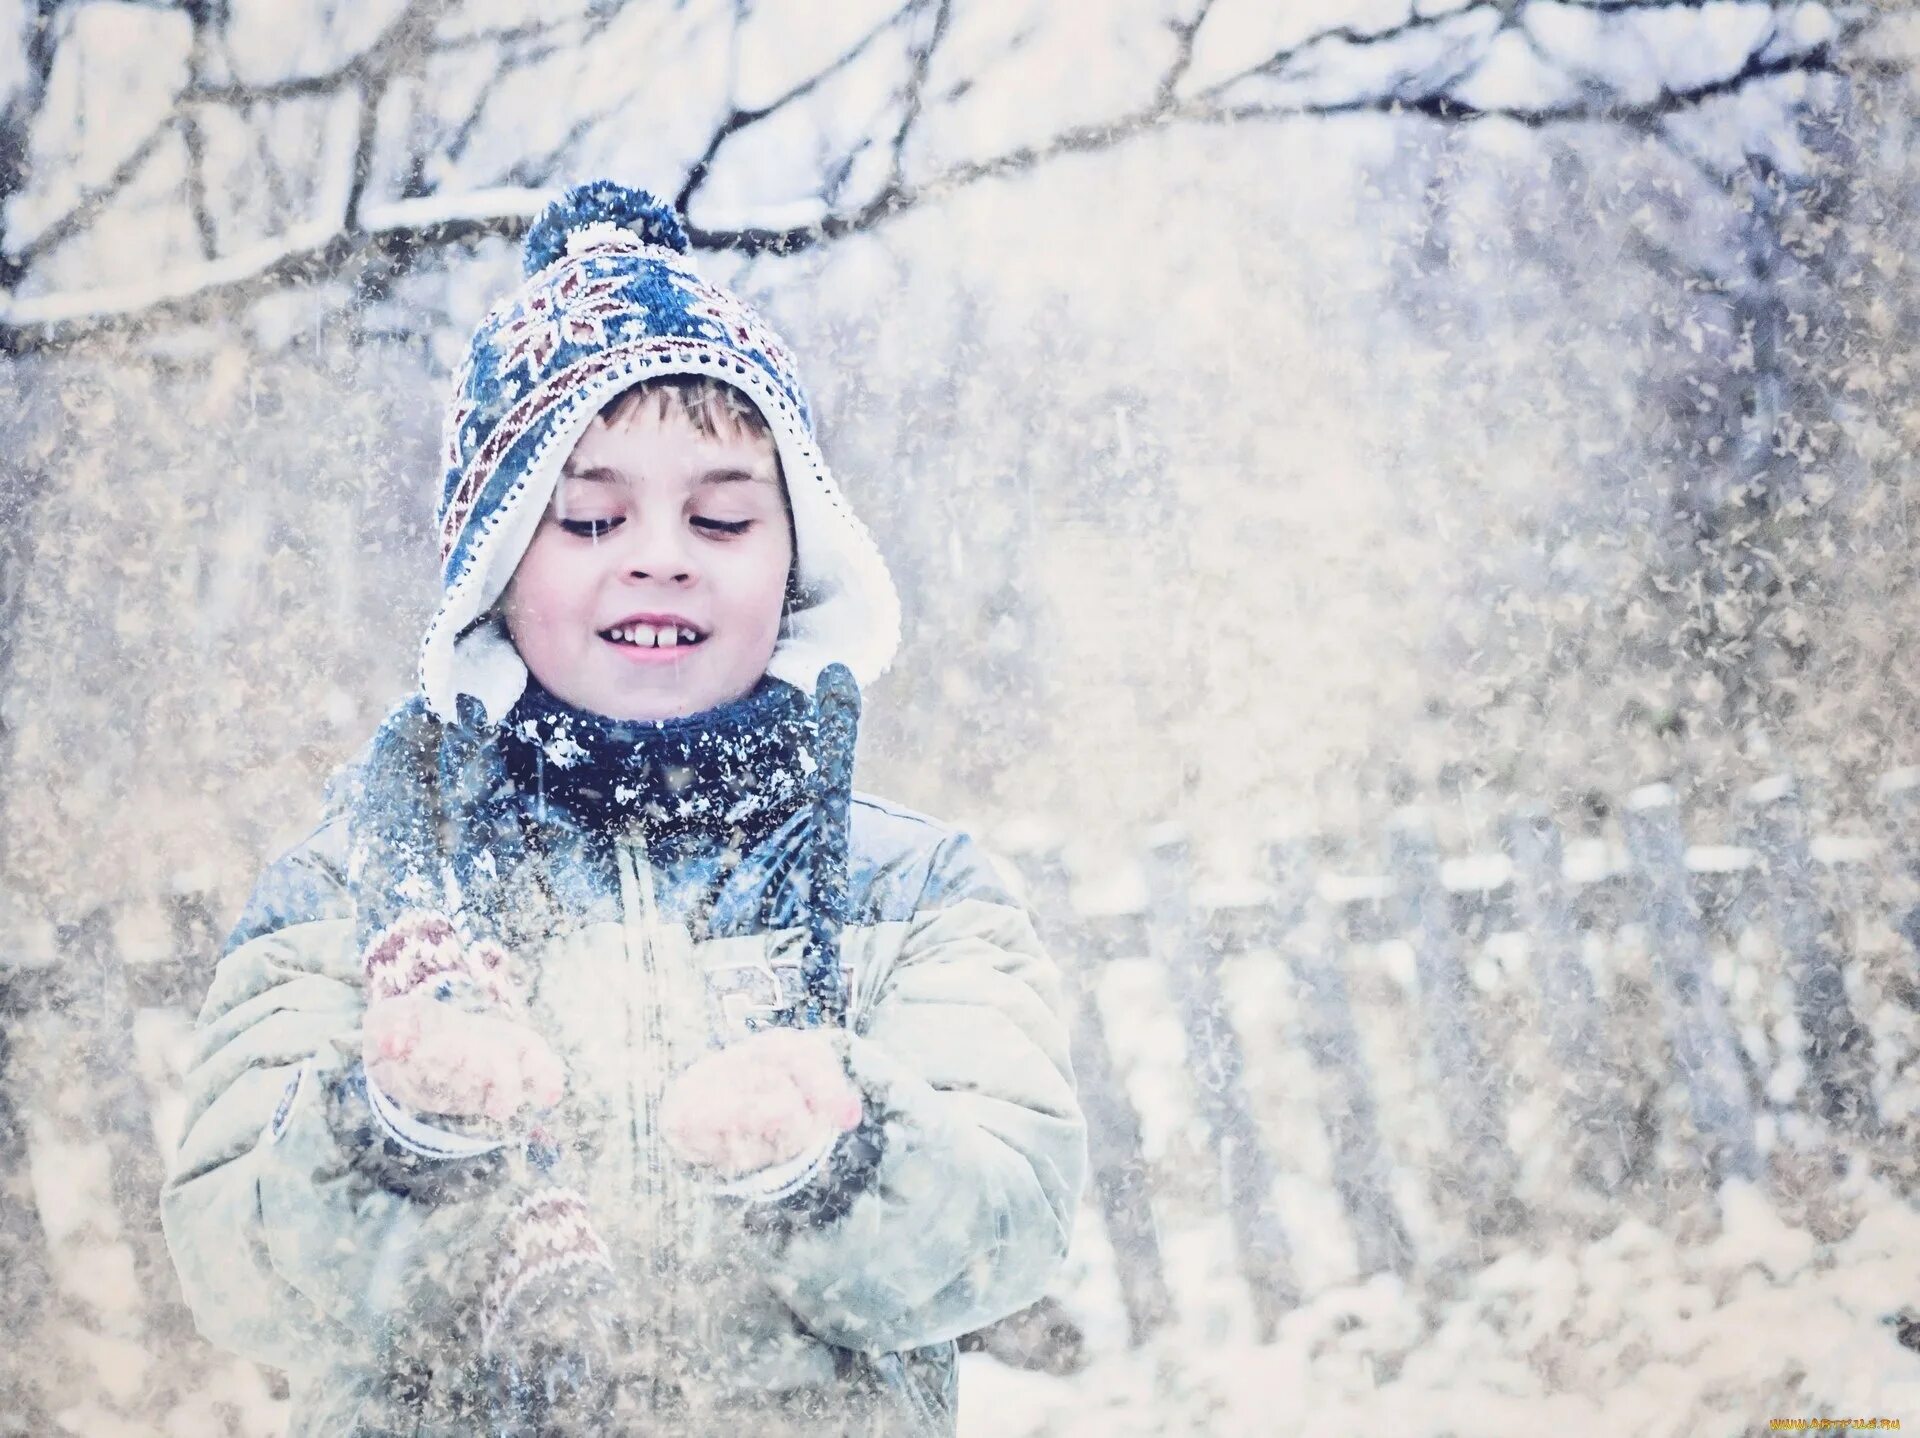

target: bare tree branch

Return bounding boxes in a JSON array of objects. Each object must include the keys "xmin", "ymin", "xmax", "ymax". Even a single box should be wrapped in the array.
[
  {"xmin": 1195, "ymin": 0, "xmax": 1504, "ymax": 102},
  {"xmin": 1156, "ymin": 0, "xmax": 1221, "ymax": 111},
  {"xmin": 10, "ymin": 122, "xmax": 177, "ymax": 268},
  {"xmin": 676, "ymin": 0, "xmax": 925, "ymax": 215},
  {"xmin": 0, "ymin": 0, "xmax": 1870, "ymax": 353},
  {"xmin": 504, "ymin": 107, "xmax": 617, "ymax": 190},
  {"xmin": 179, "ymin": 116, "xmax": 218, "ymax": 259},
  {"xmin": 0, "ymin": 0, "xmax": 68, "ymax": 289},
  {"xmin": 249, "ymin": 98, "xmax": 294, "ymax": 222},
  {"xmin": 1567, "ymin": 0, "xmax": 1868, "ymax": 12},
  {"xmin": 180, "ymin": 9, "xmax": 220, "ymax": 259},
  {"xmin": 436, "ymin": 12, "xmax": 606, "ymax": 54},
  {"xmin": 186, "ymin": 0, "xmax": 458, "ymax": 111},
  {"xmin": 0, "ymin": 187, "xmax": 542, "ymax": 353},
  {"xmin": 186, "ymin": 69, "xmax": 351, "ymax": 105},
  {"xmin": 1215, "ymin": 34, "xmax": 1837, "ymax": 127},
  {"xmin": 690, "ymin": 5, "xmax": 1847, "ymax": 254},
  {"xmin": 343, "ymin": 0, "xmax": 461, "ymax": 230},
  {"xmin": 8, "ymin": 0, "xmax": 460, "ymax": 272},
  {"xmin": 439, "ymin": 14, "xmax": 620, "ymax": 168},
  {"xmin": 885, "ymin": 0, "xmax": 953, "ymax": 193}
]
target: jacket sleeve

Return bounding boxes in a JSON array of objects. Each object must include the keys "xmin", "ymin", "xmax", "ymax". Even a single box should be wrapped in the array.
[
  {"xmin": 754, "ymin": 831, "xmax": 1088, "ymax": 1355},
  {"xmin": 158, "ymin": 819, "xmax": 484, "ymax": 1374}
]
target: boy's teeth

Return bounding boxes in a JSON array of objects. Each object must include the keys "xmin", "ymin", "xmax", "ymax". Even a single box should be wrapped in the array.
[{"xmin": 606, "ymin": 623, "xmax": 701, "ymax": 647}]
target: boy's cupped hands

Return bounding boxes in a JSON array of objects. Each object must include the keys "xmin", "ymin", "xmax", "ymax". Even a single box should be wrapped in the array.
[
  {"xmin": 661, "ymin": 1028, "xmax": 863, "ymax": 1178},
  {"xmin": 360, "ymin": 998, "xmax": 863, "ymax": 1175},
  {"xmin": 363, "ymin": 991, "xmax": 567, "ymax": 1124}
]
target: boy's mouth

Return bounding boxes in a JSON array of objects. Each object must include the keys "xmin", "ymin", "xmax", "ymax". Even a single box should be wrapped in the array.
[{"xmin": 597, "ymin": 619, "xmax": 706, "ymax": 650}]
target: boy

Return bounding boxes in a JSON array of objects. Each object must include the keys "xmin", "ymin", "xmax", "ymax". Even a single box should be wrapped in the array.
[{"xmin": 161, "ymin": 181, "xmax": 1086, "ymax": 1436}]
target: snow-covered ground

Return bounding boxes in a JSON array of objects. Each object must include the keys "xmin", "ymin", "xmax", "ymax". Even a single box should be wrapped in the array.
[
  {"xmin": 965, "ymin": 1181, "xmax": 1920, "ymax": 1438},
  {"xmin": 36, "ymin": 1171, "xmax": 1920, "ymax": 1436}
]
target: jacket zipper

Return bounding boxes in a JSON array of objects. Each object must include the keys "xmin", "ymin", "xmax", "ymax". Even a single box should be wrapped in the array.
[
  {"xmin": 616, "ymin": 828, "xmax": 668, "ymax": 1150},
  {"xmin": 615, "ymin": 831, "xmax": 676, "ymax": 1409}
]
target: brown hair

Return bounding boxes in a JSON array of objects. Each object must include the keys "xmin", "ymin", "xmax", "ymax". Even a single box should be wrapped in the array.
[{"xmin": 597, "ymin": 375, "xmax": 779, "ymax": 460}]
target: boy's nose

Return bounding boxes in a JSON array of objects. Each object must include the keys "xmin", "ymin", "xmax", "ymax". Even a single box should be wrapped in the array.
[
  {"xmin": 615, "ymin": 521, "xmax": 695, "ymax": 583},
  {"xmin": 625, "ymin": 559, "xmax": 692, "ymax": 583}
]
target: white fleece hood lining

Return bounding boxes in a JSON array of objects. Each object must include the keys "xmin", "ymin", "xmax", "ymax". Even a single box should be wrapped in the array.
[{"xmin": 419, "ymin": 345, "xmax": 901, "ymax": 725}]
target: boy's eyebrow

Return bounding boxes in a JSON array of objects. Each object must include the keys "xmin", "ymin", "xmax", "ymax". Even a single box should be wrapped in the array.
[{"xmin": 695, "ymin": 467, "xmax": 776, "ymax": 486}]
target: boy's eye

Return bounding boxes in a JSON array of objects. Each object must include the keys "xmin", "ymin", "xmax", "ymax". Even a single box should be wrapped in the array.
[
  {"xmin": 557, "ymin": 517, "xmax": 622, "ymax": 538},
  {"xmin": 692, "ymin": 517, "xmax": 754, "ymax": 536}
]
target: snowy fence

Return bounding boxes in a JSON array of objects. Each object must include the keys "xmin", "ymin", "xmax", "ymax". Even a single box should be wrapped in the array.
[
  {"xmin": 1016, "ymin": 770, "xmax": 1920, "ymax": 1350},
  {"xmin": 4, "ymin": 769, "xmax": 1920, "ymax": 1397}
]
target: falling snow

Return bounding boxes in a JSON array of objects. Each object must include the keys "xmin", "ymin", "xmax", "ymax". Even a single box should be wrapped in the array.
[{"xmin": 7, "ymin": 2, "xmax": 1920, "ymax": 1435}]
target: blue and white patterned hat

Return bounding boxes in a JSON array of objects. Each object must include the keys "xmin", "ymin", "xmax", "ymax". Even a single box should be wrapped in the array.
[{"xmin": 421, "ymin": 180, "xmax": 901, "ymax": 723}]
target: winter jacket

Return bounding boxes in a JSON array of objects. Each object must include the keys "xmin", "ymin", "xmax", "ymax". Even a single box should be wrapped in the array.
[{"xmin": 160, "ymin": 771, "xmax": 1086, "ymax": 1436}]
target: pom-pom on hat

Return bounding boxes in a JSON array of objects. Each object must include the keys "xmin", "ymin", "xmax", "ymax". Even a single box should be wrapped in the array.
[{"xmin": 421, "ymin": 181, "xmax": 901, "ymax": 724}]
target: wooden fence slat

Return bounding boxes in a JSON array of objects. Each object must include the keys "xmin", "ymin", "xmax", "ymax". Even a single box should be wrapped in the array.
[
  {"xmin": 1385, "ymin": 812, "xmax": 1527, "ymax": 1238},
  {"xmin": 1500, "ymin": 811, "xmax": 1635, "ymax": 1195},
  {"xmin": 1264, "ymin": 839, "xmax": 1414, "ymax": 1278},
  {"xmin": 1743, "ymin": 777, "xmax": 1875, "ymax": 1134},
  {"xmin": 64, "ymin": 908, "xmax": 195, "ymax": 1350},
  {"xmin": 1877, "ymin": 769, "xmax": 1920, "ymax": 1006},
  {"xmin": 1143, "ymin": 834, "xmax": 1297, "ymax": 1339},
  {"xmin": 1620, "ymin": 787, "xmax": 1762, "ymax": 1184},
  {"xmin": 0, "ymin": 975, "xmax": 56, "ymax": 1437},
  {"xmin": 1026, "ymin": 855, "xmax": 1174, "ymax": 1346}
]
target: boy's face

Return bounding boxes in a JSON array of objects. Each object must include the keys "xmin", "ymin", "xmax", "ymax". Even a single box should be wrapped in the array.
[{"xmin": 500, "ymin": 398, "xmax": 793, "ymax": 723}]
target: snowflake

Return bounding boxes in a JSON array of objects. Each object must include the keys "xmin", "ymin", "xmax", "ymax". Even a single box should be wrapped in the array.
[{"xmin": 544, "ymin": 730, "xmax": 588, "ymax": 769}]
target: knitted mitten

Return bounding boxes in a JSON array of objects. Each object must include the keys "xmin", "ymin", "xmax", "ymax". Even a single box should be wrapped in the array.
[
  {"xmin": 477, "ymin": 1185, "xmax": 631, "ymax": 1436},
  {"xmin": 363, "ymin": 909, "xmax": 523, "ymax": 1012},
  {"xmin": 327, "ymin": 911, "xmax": 529, "ymax": 1204},
  {"xmin": 355, "ymin": 910, "xmax": 529, "ymax": 1169},
  {"xmin": 358, "ymin": 911, "xmax": 634, "ymax": 1432}
]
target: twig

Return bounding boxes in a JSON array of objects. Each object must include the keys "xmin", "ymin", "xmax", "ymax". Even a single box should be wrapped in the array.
[
  {"xmin": 676, "ymin": 0, "xmax": 924, "ymax": 215},
  {"xmin": 0, "ymin": 0, "xmax": 1862, "ymax": 352}
]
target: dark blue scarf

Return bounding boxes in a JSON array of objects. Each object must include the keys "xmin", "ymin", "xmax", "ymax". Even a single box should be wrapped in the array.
[{"xmin": 497, "ymin": 674, "xmax": 816, "ymax": 863}]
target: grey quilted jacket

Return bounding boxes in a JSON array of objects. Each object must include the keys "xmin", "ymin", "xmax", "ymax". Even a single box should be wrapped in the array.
[{"xmin": 160, "ymin": 777, "xmax": 1085, "ymax": 1436}]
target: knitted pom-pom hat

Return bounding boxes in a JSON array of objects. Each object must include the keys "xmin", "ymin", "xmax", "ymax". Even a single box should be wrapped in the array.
[{"xmin": 421, "ymin": 179, "xmax": 902, "ymax": 723}]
